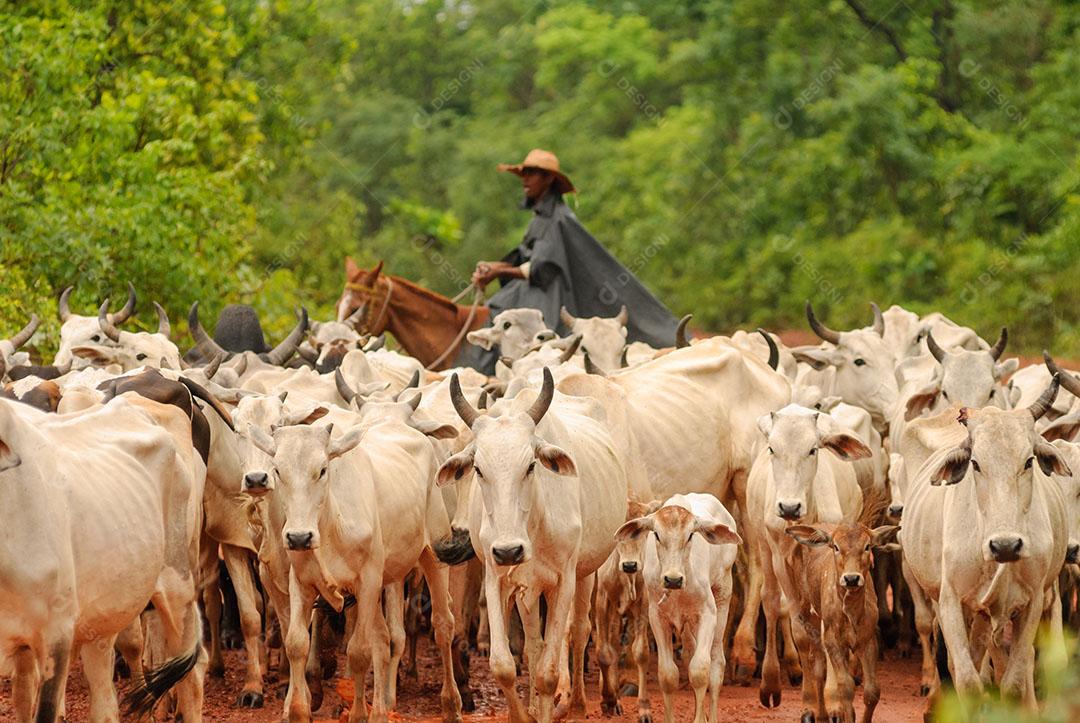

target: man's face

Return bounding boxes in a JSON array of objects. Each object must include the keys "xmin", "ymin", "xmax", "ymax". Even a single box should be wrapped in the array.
[{"xmin": 522, "ymin": 168, "xmax": 554, "ymax": 201}]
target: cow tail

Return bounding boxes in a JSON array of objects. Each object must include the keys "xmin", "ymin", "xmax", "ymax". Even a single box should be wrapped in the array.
[
  {"xmin": 179, "ymin": 376, "xmax": 236, "ymax": 431},
  {"xmin": 858, "ymin": 480, "xmax": 890, "ymax": 527},
  {"xmin": 122, "ymin": 644, "xmax": 200, "ymax": 718}
]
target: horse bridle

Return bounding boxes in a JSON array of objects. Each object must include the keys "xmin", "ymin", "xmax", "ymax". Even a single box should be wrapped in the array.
[{"xmin": 345, "ymin": 277, "xmax": 394, "ymax": 334}]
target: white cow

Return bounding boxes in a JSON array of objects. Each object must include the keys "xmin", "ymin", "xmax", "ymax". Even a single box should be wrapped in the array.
[
  {"xmin": 437, "ymin": 369, "xmax": 628, "ymax": 722},
  {"xmin": 0, "ymin": 395, "xmax": 206, "ymax": 722},
  {"xmin": 746, "ymin": 404, "xmax": 868, "ymax": 718},
  {"xmin": 880, "ymin": 304, "xmax": 989, "ymax": 360},
  {"xmin": 54, "ymin": 283, "xmax": 136, "ymax": 369},
  {"xmin": 560, "ymin": 306, "xmax": 629, "ymax": 373},
  {"xmin": 902, "ymin": 382, "xmax": 1068, "ymax": 712},
  {"xmin": 616, "ymin": 493, "xmax": 742, "ymax": 723},
  {"xmin": 466, "ymin": 308, "xmax": 556, "ymax": 363},
  {"xmin": 71, "ymin": 300, "xmax": 182, "ymax": 370}
]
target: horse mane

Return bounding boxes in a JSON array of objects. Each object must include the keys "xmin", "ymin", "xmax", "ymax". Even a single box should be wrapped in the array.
[{"xmin": 387, "ymin": 274, "xmax": 462, "ymax": 312}]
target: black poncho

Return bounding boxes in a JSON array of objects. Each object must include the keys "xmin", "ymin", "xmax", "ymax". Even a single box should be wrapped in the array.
[{"xmin": 456, "ymin": 190, "xmax": 678, "ymax": 373}]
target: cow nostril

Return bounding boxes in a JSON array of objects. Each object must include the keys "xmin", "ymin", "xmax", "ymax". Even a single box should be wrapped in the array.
[
  {"xmin": 285, "ymin": 531, "xmax": 314, "ymax": 550},
  {"xmin": 662, "ymin": 575, "xmax": 683, "ymax": 590},
  {"xmin": 989, "ymin": 537, "xmax": 1023, "ymax": 562},
  {"xmin": 244, "ymin": 471, "xmax": 269, "ymax": 489},
  {"xmin": 888, "ymin": 505, "xmax": 903, "ymax": 518},
  {"xmin": 777, "ymin": 502, "xmax": 802, "ymax": 520},
  {"xmin": 842, "ymin": 574, "xmax": 862, "ymax": 588},
  {"xmin": 492, "ymin": 544, "xmax": 525, "ymax": 566},
  {"xmin": 621, "ymin": 561, "xmax": 638, "ymax": 574}
]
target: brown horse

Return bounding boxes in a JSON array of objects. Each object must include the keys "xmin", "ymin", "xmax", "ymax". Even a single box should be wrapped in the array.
[{"xmin": 335, "ymin": 258, "xmax": 490, "ymax": 370}]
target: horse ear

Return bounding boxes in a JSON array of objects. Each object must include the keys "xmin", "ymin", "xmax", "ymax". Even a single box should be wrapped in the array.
[
  {"xmin": 345, "ymin": 256, "xmax": 360, "ymax": 279},
  {"xmin": 371, "ymin": 260, "xmax": 384, "ymax": 280}
]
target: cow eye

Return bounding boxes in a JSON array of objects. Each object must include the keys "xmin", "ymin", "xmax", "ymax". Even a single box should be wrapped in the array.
[
  {"xmin": 853, "ymin": 358, "xmax": 866, "ymax": 367},
  {"xmin": 1023, "ymin": 457, "xmax": 1033, "ymax": 470},
  {"xmin": 988, "ymin": 389, "xmax": 996, "ymax": 399},
  {"xmin": 808, "ymin": 448, "xmax": 817, "ymax": 456},
  {"xmin": 971, "ymin": 459, "xmax": 981, "ymax": 473},
  {"xmin": 319, "ymin": 467, "xmax": 327, "ymax": 478},
  {"xmin": 503, "ymin": 321, "xmax": 512, "ymax": 330},
  {"xmin": 832, "ymin": 543, "xmax": 840, "ymax": 552},
  {"xmin": 474, "ymin": 467, "xmax": 484, "ymax": 479},
  {"xmin": 767, "ymin": 446, "xmax": 774, "ymax": 455},
  {"xmin": 653, "ymin": 531, "xmax": 660, "ymax": 541},
  {"xmin": 864, "ymin": 544, "xmax": 871, "ymax": 552},
  {"xmin": 91, "ymin": 334, "xmax": 101, "ymax": 342},
  {"xmin": 941, "ymin": 390, "xmax": 949, "ymax": 401},
  {"xmin": 136, "ymin": 353, "xmax": 148, "ymax": 361},
  {"xmin": 527, "ymin": 461, "xmax": 536, "ymax": 475}
]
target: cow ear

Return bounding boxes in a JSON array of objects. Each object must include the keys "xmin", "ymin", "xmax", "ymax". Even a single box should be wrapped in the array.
[
  {"xmin": 820, "ymin": 433, "xmax": 872, "ymax": 461},
  {"xmin": 534, "ymin": 442, "xmax": 577, "ymax": 477},
  {"xmin": 695, "ymin": 520, "xmax": 742, "ymax": 546},
  {"xmin": 328, "ymin": 427, "xmax": 364, "ymax": 460},
  {"xmin": 1042, "ymin": 417, "xmax": 1080, "ymax": 443},
  {"xmin": 791, "ymin": 348, "xmax": 841, "ymax": 370},
  {"xmin": 71, "ymin": 346, "xmax": 112, "ymax": 363},
  {"xmin": 931, "ymin": 447, "xmax": 970, "ymax": 486},
  {"xmin": 785, "ymin": 525, "xmax": 831, "ymax": 548},
  {"xmin": 467, "ymin": 328, "xmax": 498, "ymax": 351},
  {"xmin": 757, "ymin": 411, "xmax": 775, "ymax": 438},
  {"xmin": 615, "ymin": 516, "xmax": 653, "ymax": 542},
  {"xmin": 871, "ymin": 525, "xmax": 901, "ymax": 548},
  {"xmin": 0, "ymin": 438, "xmax": 22, "ymax": 472},
  {"xmin": 1034, "ymin": 441, "xmax": 1072, "ymax": 477},
  {"xmin": 282, "ymin": 405, "xmax": 329, "ymax": 427},
  {"xmin": 904, "ymin": 384, "xmax": 941, "ymax": 422},
  {"xmin": 246, "ymin": 424, "xmax": 276, "ymax": 458},
  {"xmin": 994, "ymin": 358, "xmax": 1020, "ymax": 379},
  {"xmin": 436, "ymin": 446, "xmax": 475, "ymax": 487},
  {"xmin": 410, "ymin": 419, "xmax": 459, "ymax": 440}
]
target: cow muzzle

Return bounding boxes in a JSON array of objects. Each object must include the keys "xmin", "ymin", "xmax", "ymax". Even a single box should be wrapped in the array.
[
  {"xmin": 841, "ymin": 573, "xmax": 864, "ymax": 589},
  {"xmin": 662, "ymin": 574, "xmax": 684, "ymax": 590},
  {"xmin": 243, "ymin": 471, "xmax": 272, "ymax": 495},
  {"xmin": 988, "ymin": 536, "xmax": 1023, "ymax": 563},
  {"xmin": 1067, "ymin": 543, "xmax": 1079, "ymax": 565},
  {"xmin": 887, "ymin": 504, "xmax": 903, "ymax": 519},
  {"xmin": 777, "ymin": 500, "xmax": 803, "ymax": 521},
  {"xmin": 621, "ymin": 561, "xmax": 639, "ymax": 574},
  {"xmin": 285, "ymin": 530, "xmax": 317, "ymax": 551},
  {"xmin": 492, "ymin": 543, "xmax": 526, "ymax": 566}
]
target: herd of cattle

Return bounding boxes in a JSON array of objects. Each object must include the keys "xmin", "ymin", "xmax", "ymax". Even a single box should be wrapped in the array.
[{"xmin": 1, "ymin": 284, "xmax": 1078, "ymax": 723}]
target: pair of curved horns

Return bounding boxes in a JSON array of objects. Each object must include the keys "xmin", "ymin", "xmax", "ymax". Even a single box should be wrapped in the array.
[
  {"xmin": 97, "ymin": 299, "xmax": 170, "ymax": 341},
  {"xmin": 806, "ymin": 302, "xmax": 884, "ymax": 344},
  {"xmin": 451, "ymin": 367, "xmax": 554, "ymax": 428},
  {"xmin": 60, "ymin": 282, "xmax": 136, "ymax": 324},
  {"xmin": 928, "ymin": 327, "xmax": 1007, "ymax": 363}
]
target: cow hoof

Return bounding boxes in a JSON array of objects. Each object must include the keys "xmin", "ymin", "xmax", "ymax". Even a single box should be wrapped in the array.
[
  {"xmin": 788, "ymin": 671, "xmax": 803, "ymax": 686},
  {"xmin": 760, "ymin": 689, "xmax": 781, "ymax": 708},
  {"xmin": 800, "ymin": 712, "xmax": 815, "ymax": 723},
  {"xmin": 308, "ymin": 676, "xmax": 324, "ymax": 712},
  {"xmin": 477, "ymin": 643, "xmax": 490, "ymax": 656},
  {"xmin": 461, "ymin": 691, "xmax": 476, "ymax": 713},
  {"xmin": 209, "ymin": 660, "xmax": 226, "ymax": 679},
  {"xmin": 853, "ymin": 675, "xmax": 862, "ymax": 687},
  {"xmin": 222, "ymin": 630, "xmax": 244, "ymax": 650},
  {"xmin": 919, "ymin": 684, "xmax": 930, "ymax": 697},
  {"xmin": 733, "ymin": 662, "xmax": 754, "ymax": 685},
  {"xmin": 237, "ymin": 691, "xmax": 264, "ymax": 708},
  {"xmin": 601, "ymin": 699, "xmax": 623, "ymax": 716},
  {"xmin": 619, "ymin": 683, "xmax": 639, "ymax": 697},
  {"xmin": 639, "ymin": 713, "xmax": 652, "ymax": 723}
]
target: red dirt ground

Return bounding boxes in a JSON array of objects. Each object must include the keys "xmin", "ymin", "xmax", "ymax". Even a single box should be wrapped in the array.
[{"xmin": 0, "ymin": 636, "xmax": 927, "ymax": 721}]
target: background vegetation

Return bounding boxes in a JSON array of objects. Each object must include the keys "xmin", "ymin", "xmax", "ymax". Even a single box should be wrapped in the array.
[{"xmin": 4, "ymin": 1, "xmax": 1080, "ymax": 353}]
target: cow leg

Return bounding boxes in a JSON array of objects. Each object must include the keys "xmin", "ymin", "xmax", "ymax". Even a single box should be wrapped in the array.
[
  {"xmin": 348, "ymin": 564, "xmax": 391, "ymax": 723},
  {"xmin": 283, "ymin": 570, "xmax": 318, "ymax": 722},
  {"xmin": 82, "ymin": 636, "xmax": 121, "ymax": 723},
  {"xmin": 36, "ymin": 633, "xmax": 74, "ymax": 723},
  {"xmin": 709, "ymin": 575, "xmax": 733, "ymax": 723},
  {"xmin": 759, "ymin": 544, "xmax": 783, "ymax": 708},
  {"xmin": 116, "ymin": 620, "xmax": 145, "ymax": 686},
  {"xmin": 222, "ymin": 544, "xmax": 265, "ymax": 707},
  {"xmin": 822, "ymin": 636, "xmax": 853, "ymax": 723},
  {"xmin": 419, "ymin": 548, "xmax": 464, "ymax": 723},
  {"xmin": 790, "ymin": 608, "xmax": 826, "ymax": 722},
  {"xmin": 689, "ymin": 607, "xmax": 717, "ymax": 723},
  {"xmin": 859, "ymin": 635, "xmax": 880, "ymax": 723},
  {"xmin": 12, "ymin": 645, "xmax": 40, "ymax": 723},
  {"xmin": 594, "ymin": 579, "xmax": 622, "ymax": 716},
  {"xmin": 535, "ymin": 572, "xmax": 576, "ymax": 723},
  {"xmin": 1000, "ymin": 589, "xmax": 1044, "ymax": 709},
  {"xmin": 518, "ymin": 593, "xmax": 544, "ymax": 717},
  {"xmin": 384, "ymin": 580, "xmax": 407, "ymax": 709},
  {"xmin": 403, "ymin": 572, "xmax": 423, "ymax": 679},
  {"xmin": 560, "ymin": 573, "xmax": 593, "ymax": 718},
  {"xmin": 202, "ymin": 561, "xmax": 226, "ymax": 678},
  {"xmin": 779, "ymin": 602, "xmax": 803, "ymax": 685},
  {"xmin": 448, "ymin": 558, "xmax": 481, "ymax": 712},
  {"xmin": 902, "ymin": 562, "xmax": 938, "ymax": 697},
  {"xmin": 871, "ymin": 551, "xmax": 895, "ymax": 649},
  {"xmin": 936, "ymin": 586, "xmax": 981, "ymax": 703},
  {"xmin": 647, "ymin": 605, "xmax": 677, "ymax": 723},
  {"xmin": 484, "ymin": 569, "xmax": 531, "ymax": 723},
  {"xmin": 476, "ymin": 589, "xmax": 491, "ymax": 656},
  {"xmin": 631, "ymin": 601, "xmax": 653, "ymax": 723},
  {"xmin": 730, "ymin": 533, "xmax": 763, "ymax": 684}
]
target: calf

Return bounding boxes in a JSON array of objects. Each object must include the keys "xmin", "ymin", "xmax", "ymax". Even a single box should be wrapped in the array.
[
  {"xmin": 616, "ymin": 493, "xmax": 741, "ymax": 723},
  {"xmin": 787, "ymin": 522, "xmax": 900, "ymax": 723}
]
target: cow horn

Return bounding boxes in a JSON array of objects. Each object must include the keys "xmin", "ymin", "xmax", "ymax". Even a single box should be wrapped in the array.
[
  {"xmin": 757, "ymin": 328, "xmax": 780, "ymax": 371},
  {"xmin": 188, "ymin": 302, "xmax": 231, "ymax": 361},
  {"xmin": 449, "ymin": 373, "xmax": 479, "ymax": 427},
  {"xmin": 583, "ymin": 351, "xmax": 606, "ymax": 376},
  {"xmin": 1029, "ymin": 374, "xmax": 1060, "ymax": 421},
  {"xmin": 112, "ymin": 282, "xmax": 137, "ymax": 324},
  {"xmin": 265, "ymin": 307, "xmax": 309, "ymax": 366},
  {"xmin": 870, "ymin": 303, "xmax": 885, "ymax": 337},
  {"xmin": 559, "ymin": 306, "xmax": 576, "ymax": 328},
  {"xmin": 675, "ymin": 314, "xmax": 692, "ymax": 348},
  {"xmin": 1044, "ymin": 351, "xmax": 1080, "ymax": 401},
  {"xmin": 233, "ymin": 353, "xmax": 248, "ymax": 376},
  {"xmin": 153, "ymin": 302, "xmax": 171, "ymax": 339},
  {"xmin": 97, "ymin": 300, "xmax": 122, "ymax": 342},
  {"xmin": 296, "ymin": 345, "xmax": 318, "ymax": 364},
  {"xmin": 477, "ymin": 390, "xmax": 489, "ymax": 410},
  {"xmin": 620, "ymin": 347, "xmax": 629, "ymax": 368},
  {"xmin": 615, "ymin": 305, "xmax": 628, "ymax": 325},
  {"xmin": 925, "ymin": 330, "xmax": 946, "ymax": 363},
  {"xmin": 58, "ymin": 286, "xmax": 74, "ymax": 322},
  {"xmin": 363, "ymin": 334, "xmax": 386, "ymax": 352},
  {"xmin": 202, "ymin": 353, "xmax": 224, "ymax": 380},
  {"xmin": 334, "ymin": 368, "xmax": 356, "ymax": 404},
  {"xmin": 395, "ymin": 369, "xmax": 421, "ymax": 401},
  {"xmin": 806, "ymin": 302, "xmax": 841, "ymax": 345},
  {"xmin": 6, "ymin": 314, "xmax": 40, "ymax": 350},
  {"xmin": 989, "ymin": 327, "xmax": 1008, "ymax": 361},
  {"xmin": 0, "ymin": 355, "xmax": 5, "ymax": 381},
  {"xmin": 558, "ymin": 334, "xmax": 582, "ymax": 363},
  {"xmin": 526, "ymin": 367, "xmax": 555, "ymax": 425}
]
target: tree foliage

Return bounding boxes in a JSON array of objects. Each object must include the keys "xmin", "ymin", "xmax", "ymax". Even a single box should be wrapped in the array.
[{"xmin": 4, "ymin": 0, "xmax": 1080, "ymax": 352}]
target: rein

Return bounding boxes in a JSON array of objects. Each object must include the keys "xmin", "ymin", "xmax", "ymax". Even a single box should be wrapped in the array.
[{"xmin": 426, "ymin": 283, "xmax": 484, "ymax": 371}]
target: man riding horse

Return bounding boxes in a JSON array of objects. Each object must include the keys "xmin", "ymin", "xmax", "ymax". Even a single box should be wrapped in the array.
[{"xmin": 336, "ymin": 149, "xmax": 677, "ymax": 372}]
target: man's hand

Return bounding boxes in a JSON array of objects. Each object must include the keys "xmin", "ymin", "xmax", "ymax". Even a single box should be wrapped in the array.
[{"xmin": 472, "ymin": 261, "xmax": 525, "ymax": 287}]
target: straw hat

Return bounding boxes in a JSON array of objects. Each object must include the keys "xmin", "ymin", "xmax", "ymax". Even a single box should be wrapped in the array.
[{"xmin": 497, "ymin": 148, "xmax": 576, "ymax": 194}]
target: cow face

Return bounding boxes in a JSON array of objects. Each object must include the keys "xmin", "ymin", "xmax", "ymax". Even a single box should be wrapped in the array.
[
  {"xmin": 932, "ymin": 407, "xmax": 1071, "ymax": 563},
  {"xmin": 234, "ymin": 394, "xmax": 328, "ymax": 496},
  {"xmin": 758, "ymin": 405, "xmax": 872, "ymax": 522},
  {"xmin": 793, "ymin": 334, "xmax": 898, "ymax": 430},
  {"xmin": 467, "ymin": 309, "xmax": 553, "ymax": 362},
  {"xmin": 616, "ymin": 504, "xmax": 740, "ymax": 590},
  {"xmin": 560, "ymin": 307, "xmax": 628, "ymax": 373},
  {"xmin": 1041, "ymin": 422, "xmax": 1080, "ymax": 564},
  {"xmin": 72, "ymin": 330, "xmax": 182, "ymax": 371},
  {"xmin": 612, "ymin": 500, "xmax": 661, "ymax": 574},
  {"xmin": 787, "ymin": 523, "xmax": 900, "ymax": 590},
  {"xmin": 250, "ymin": 422, "xmax": 362, "ymax": 551},
  {"xmin": 905, "ymin": 347, "xmax": 1016, "ymax": 420}
]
